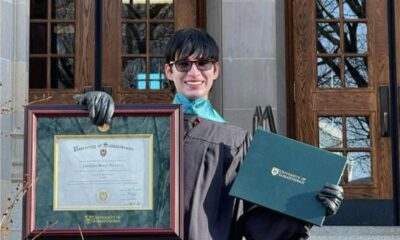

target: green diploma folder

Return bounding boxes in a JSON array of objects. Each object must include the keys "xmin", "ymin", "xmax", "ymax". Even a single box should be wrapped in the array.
[{"xmin": 229, "ymin": 130, "xmax": 347, "ymax": 226}]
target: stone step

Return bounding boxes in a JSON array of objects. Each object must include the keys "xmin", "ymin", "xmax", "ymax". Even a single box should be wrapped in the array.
[{"xmin": 309, "ymin": 226, "xmax": 400, "ymax": 240}]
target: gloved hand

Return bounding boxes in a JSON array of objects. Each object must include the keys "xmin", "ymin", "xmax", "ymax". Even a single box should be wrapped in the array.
[
  {"xmin": 316, "ymin": 183, "xmax": 344, "ymax": 216},
  {"xmin": 74, "ymin": 91, "xmax": 115, "ymax": 126}
]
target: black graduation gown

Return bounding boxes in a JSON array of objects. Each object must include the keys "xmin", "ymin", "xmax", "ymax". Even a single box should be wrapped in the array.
[{"xmin": 183, "ymin": 115, "xmax": 312, "ymax": 240}]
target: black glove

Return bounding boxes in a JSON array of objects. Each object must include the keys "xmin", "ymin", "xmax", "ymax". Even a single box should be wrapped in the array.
[
  {"xmin": 316, "ymin": 183, "xmax": 344, "ymax": 216},
  {"xmin": 74, "ymin": 91, "xmax": 115, "ymax": 126}
]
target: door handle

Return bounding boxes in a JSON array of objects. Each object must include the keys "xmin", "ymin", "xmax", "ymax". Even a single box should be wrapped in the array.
[
  {"xmin": 83, "ymin": 86, "xmax": 94, "ymax": 93},
  {"xmin": 264, "ymin": 105, "xmax": 277, "ymax": 133},
  {"xmin": 102, "ymin": 86, "xmax": 113, "ymax": 96},
  {"xmin": 379, "ymin": 86, "xmax": 390, "ymax": 137},
  {"xmin": 82, "ymin": 86, "xmax": 112, "ymax": 96},
  {"xmin": 252, "ymin": 105, "xmax": 277, "ymax": 135}
]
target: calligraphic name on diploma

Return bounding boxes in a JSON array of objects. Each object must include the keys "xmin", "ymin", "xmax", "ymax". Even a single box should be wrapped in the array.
[{"xmin": 53, "ymin": 134, "xmax": 153, "ymax": 211}]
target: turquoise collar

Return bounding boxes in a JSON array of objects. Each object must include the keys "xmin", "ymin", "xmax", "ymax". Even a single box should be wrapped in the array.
[{"xmin": 173, "ymin": 93, "xmax": 226, "ymax": 123}]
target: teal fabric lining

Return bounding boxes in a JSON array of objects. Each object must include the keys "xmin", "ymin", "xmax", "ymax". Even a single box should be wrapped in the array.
[{"xmin": 173, "ymin": 93, "xmax": 226, "ymax": 123}]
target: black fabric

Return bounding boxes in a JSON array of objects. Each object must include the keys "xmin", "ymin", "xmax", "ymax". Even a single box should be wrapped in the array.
[{"xmin": 182, "ymin": 115, "xmax": 311, "ymax": 240}]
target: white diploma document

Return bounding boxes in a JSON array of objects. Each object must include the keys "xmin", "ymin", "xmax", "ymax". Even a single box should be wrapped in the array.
[{"xmin": 53, "ymin": 134, "xmax": 153, "ymax": 211}]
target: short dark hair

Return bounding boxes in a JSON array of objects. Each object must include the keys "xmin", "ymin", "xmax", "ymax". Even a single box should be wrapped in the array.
[{"xmin": 164, "ymin": 28, "xmax": 219, "ymax": 64}]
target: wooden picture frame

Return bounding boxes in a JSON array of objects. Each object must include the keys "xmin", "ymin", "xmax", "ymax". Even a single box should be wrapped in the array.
[{"xmin": 23, "ymin": 104, "xmax": 183, "ymax": 239}]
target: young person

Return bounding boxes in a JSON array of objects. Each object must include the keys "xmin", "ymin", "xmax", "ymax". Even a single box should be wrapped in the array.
[{"xmin": 77, "ymin": 28, "xmax": 343, "ymax": 240}]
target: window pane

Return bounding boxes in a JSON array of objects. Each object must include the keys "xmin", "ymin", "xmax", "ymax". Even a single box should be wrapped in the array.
[
  {"xmin": 150, "ymin": 58, "xmax": 168, "ymax": 90},
  {"xmin": 51, "ymin": 58, "xmax": 74, "ymax": 88},
  {"xmin": 122, "ymin": 0, "xmax": 146, "ymax": 19},
  {"xmin": 344, "ymin": 22, "xmax": 367, "ymax": 53},
  {"xmin": 319, "ymin": 117, "xmax": 343, "ymax": 148},
  {"xmin": 29, "ymin": 58, "xmax": 47, "ymax": 89},
  {"xmin": 52, "ymin": 24, "xmax": 75, "ymax": 54},
  {"xmin": 120, "ymin": 0, "xmax": 175, "ymax": 93},
  {"xmin": 343, "ymin": 0, "xmax": 366, "ymax": 19},
  {"xmin": 122, "ymin": 58, "xmax": 146, "ymax": 89},
  {"xmin": 122, "ymin": 23, "xmax": 146, "ymax": 54},
  {"xmin": 31, "ymin": 0, "xmax": 48, "ymax": 19},
  {"xmin": 345, "ymin": 57, "xmax": 368, "ymax": 88},
  {"xmin": 317, "ymin": 57, "xmax": 341, "ymax": 88},
  {"xmin": 150, "ymin": 0, "xmax": 173, "ymax": 19},
  {"xmin": 346, "ymin": 116, "xmax": 370, "ymax": 148},
  {"xmin": 150, "ymin": 23, "xmax": 174, "ymax": 55},
  {"xmin": 52, "ymin": 0, "xmax": 75, "ymax": 20},
  {"xmin": 30, "ymin": 23, "xmax": 47, "ymax": 54},
  {"xmin": 347, "ymin": 152, "xmax": 371, "ymax": 184},
  {"xmin": 316, "ymin": 0, "xmax": 339, "ymax": 19},
  {"xmin": 317, "ymin": 22, "xmax": 340, "ymax": 53}
]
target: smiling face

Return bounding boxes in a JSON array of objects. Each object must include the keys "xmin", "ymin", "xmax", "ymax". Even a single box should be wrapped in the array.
[{"xmin": 164, "ymin": 55, "xmax": 220, "ymax": 100}]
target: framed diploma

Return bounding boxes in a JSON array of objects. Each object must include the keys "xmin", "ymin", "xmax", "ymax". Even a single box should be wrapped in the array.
[{"xmin": 23, "ymin": 104, "xmax": 183, "ymax": 239}]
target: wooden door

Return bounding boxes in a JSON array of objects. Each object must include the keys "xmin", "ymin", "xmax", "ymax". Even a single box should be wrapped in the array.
[
  {"xmin": 103, "ymin": 0, "xmax": 200, "ymax": 104},
  {"xmin": 29, "ymin": 0, "xmax": 204, "ymax": 104},
  {"xmin": 29, "ymin": 0, "xmax": 95, "ymax": 104},
  {"xmin": 290, "ymin": 0, "xmax": 392, "ymax": 201}
]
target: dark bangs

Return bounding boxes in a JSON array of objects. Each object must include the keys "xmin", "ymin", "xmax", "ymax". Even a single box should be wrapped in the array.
[{"xmin": 164, "ymin": 28, "xmax": 219, "ymax": 64}]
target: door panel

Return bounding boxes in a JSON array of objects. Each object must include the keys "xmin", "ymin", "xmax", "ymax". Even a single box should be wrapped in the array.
[
  {"xmin": 292, "ymin": 0, "xmax": 392, "ymax": 200},
  {"xmin": 29, "ymin": 0, "xmax": 203, "ymax": 104},
  {"xmin": 29, "ymin": 0, "xmax": 95, "ymax": 104}
]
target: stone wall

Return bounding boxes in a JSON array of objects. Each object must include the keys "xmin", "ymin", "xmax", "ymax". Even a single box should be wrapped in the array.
[
  {"xmin": 0, "ymin": 0, "xmax": 28, "ymax": 239},
  {"xmin": 219, "ymin": 0, "xmax": 286, "ymax": 135}
]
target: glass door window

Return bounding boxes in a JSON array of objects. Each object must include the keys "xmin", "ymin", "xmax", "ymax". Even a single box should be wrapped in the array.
[{"xmin": 29, "ymin": 0, "xmax": 202, "ymax": 104}]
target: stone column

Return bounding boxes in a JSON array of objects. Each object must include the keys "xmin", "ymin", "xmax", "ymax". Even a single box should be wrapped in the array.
[{"xmin": 0, "ymin": 0, "xmax": 29, "ymax": 239}]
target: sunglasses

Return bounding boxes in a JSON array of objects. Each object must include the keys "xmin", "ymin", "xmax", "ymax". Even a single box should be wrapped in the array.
[{"xmin": 169, "ymin": 59, "xmax": 216, "ymax": 72}]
